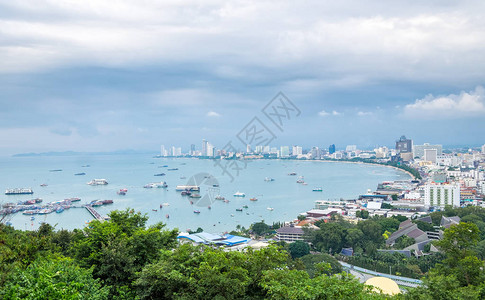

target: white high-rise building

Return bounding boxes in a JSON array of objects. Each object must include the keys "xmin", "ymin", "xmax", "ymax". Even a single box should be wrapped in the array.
[
  {"xmin": 206, "ymin": 143, "xmax": 214, "ymax": 157},
  {"xmin": 424, "ymin": 183, "xmax": 460, "ymax": 209},
  {"xmin": 292, "ymin": 146, "xmax": 302, "ymax": 156},
  {"xmin": 160, "ymin": 145, "xmax": 168, "ymax": 157},
  {"xmin": 424, "ymin": 149, "xmax": 437, "ymax": 164},
  {"xmin": 346, "ymin": 145, "xmax": 357, "ymax": 152},
  {"xmin": 202, "ymin": 139, "xmax": 208, "ymax": 156},
  {"xmin": 171, "ymin": 147, "xmax": 182, "ymax": 157},
  {"xmin": 246, "ymin": 144, "xmax": 251, "ymax": 153},
  {"xmin": 264, "ymin": 146, "xmax": 271, "ymax": 153},
  {"xmin": 413, "ymin": 143, "xmax": 442, "ymax": 159},
  {"xmin": 280, "ymin": 146, "xmax": 290, "ymax": 157},
  {"xmin": 482, "ymin": 144, "xmax": 485, "ymax": 154}
]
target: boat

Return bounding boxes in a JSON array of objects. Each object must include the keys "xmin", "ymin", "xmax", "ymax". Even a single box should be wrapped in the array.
[
  {"xmin": 176, "ymin": 185, "xmax": 200, "ymax": 192},
  {"xmin": 49, "ymin": 169, "xmax": 62, "ymax": 172},
  {"xmin": 144, "ymin": 182, "xmax": 168, "ymax": 188},
  {"xmin": 193, "ymin": 210, "xmax": 201, "ymax": 214},
  {"xmin": 152, "ymin": 209, "xmax": 158, "ymax": 212},
  {"xmin": 162, "ymin": 165, "xmax": 168, "ymax": 167},
  {"xmin": 264, "ymin": 177, "xmax": 275, "ymax": 182},
  {"xmin": 162, "ymin": 203, "xmax": 170, "ymax": 206},
  {"xmin": 33, "ymin": 198, "xmax": 43, "ymax": 203},
  {"xmin": 296, "ymin": 179, "xmax": 305, "ymax": 183},
  {"xmin": 30, "ymin": 216, "xmax": 35, "ymax": 221},
  {"xmin": 208, "ymin": 206, "xmax": 211, "ymax": 209},
  {"xmin": 165, "ymin": 214, "xmax": 170, "ymax": 218},
  {"xmin": 302, "ymin": 182, "xmax": 308, "ymax": 185},
  {"xmin": 5, "ymin": 188, "xmax": 33, "ymax": 195},
  {"xmin": 223, "ymin": 199, "xmax": 230, "ymax": 203},
  {"xmin": 38, "ymin": 208, "xmax": 54, "ymax": 215},
  {"xmin": 242, "ymin": 205, "xmax": 248, "ymax": 208},
  {"xmin": 236, "ymin": 208, "xmax": 243, "ymax": 212},
  {"xmin": 181, "ymin": 190, "xmax": 192, "ymax": 196},
  {"xmin": 154, "ymin": 173, "xmax": 166, "ymax": 176},
  {"xmin": 117, "ymin": 188, "xmax": 128, "ymax": 195},
  {"xmin": 23, "ymin": 210, "xmax": 37, "ymax": 215},
  {"xmin": 56, "ymin": 207, "xmax": 64, "ymax": 213},
  {"xmin": 249, "ymin": 197, "xmax": 258, "ymax": 201},
  {"xmin": 312, "ymin": 187, "xmax": 323, "ymax": 192},
  {"xmin": 267, "ymin": 207, "xmax": 274, "ymax": 211},
  {"xmin": 167, "ymin": 168, "xmax": 178, "ymax": 171},
  {"xmin": 288, "ymin": 172, "xmax": 297, "ymax": 176},
  {"xmin": 82, "ymin": 165, "xmax": 90, "ymax": 167},
  {"xmin": 213, "ymin": 184, "xmax": 219, "ymax": 187},
  {"xmin": 74, "ymin": 172, "xmax": 86, "ymax": 176},
  {"xmin": 65, "ymin": 197, "xmax": 81, "ymax": 202},
  {"xmin": 40, "ymin": 183, "xmax": 48, "ymax": 187},
  {"xmin": 233, "ymin": 191, "xmax": 246, "ymax": 197},
  {"xmin": 190, "ymin": 194, "xmax": 201, "ymax": 198},
  {"xmin": 87, "ymin": 179, "xmax": 108, "ymax": 185},
  {"xmin": 102, "ymin": 200, "xmax": 114, "ymax": 204},
  {"xmin": 215, "ymin": 195, "xmax": 225, "ymax": 200}
]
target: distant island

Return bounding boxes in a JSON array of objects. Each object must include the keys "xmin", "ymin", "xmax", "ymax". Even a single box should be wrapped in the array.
[{"xmin": 12, "ymin": 150, "xmax": 154, "ymax": 157}]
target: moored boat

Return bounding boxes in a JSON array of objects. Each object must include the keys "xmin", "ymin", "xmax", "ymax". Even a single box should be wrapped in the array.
[
  {"xmin": 249, "ymin": 197, "xmax": 258, "ymax": 201},
  {"xmin": 312, "ymin": 187, "xmax": 323, "ymax": 192},
  {"xmin": 233, "ymin": 191, "xmax": 245, "ymax": 197}
]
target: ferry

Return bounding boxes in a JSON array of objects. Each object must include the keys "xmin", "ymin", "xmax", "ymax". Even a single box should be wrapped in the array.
[
  {"xmin": 87, "ymin": 179, "xmax": 108, "ymax": 185},
  {"xmin": 176, "ymin": 185, "xmax": 200, "ymax": 192},
  {"xmin": 312, "ymin": 187, "xmax": 323, "ymax": 192},
  {"xmin": 5, "ymin": 188, "xmax": 33, "ymax": 195},
  {"xmin": 233, "ymin": 192, "xmax": 246, "ymax": 197}
]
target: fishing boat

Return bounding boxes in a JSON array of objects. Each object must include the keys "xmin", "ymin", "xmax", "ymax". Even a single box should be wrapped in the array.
[
  {"xmin": 249, "ymin": 197, "xmax": 258, "ymax": 201},
  {"xmin": 312, "ymin": 187, "xmax": 323, "ymax": 192},
  {"xmin": 233, "ymin": 191, "xmax": 245, "ymax": 197},
  {"xmin": 193, "ymin": 210, "xmax": 201, "ymax": 214}
]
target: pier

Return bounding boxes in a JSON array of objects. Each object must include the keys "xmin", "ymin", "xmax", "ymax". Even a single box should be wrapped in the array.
[{"xmin": 85, "ymin": 205, "xmax": 105, "ymax": 221}]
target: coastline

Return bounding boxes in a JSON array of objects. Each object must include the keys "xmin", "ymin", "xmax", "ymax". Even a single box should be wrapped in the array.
[{"xmin": 314, "ymin": 160, "xmax": 416, "ymax": 180}]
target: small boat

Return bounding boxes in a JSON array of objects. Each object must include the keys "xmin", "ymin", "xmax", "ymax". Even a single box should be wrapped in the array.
[
  {"xmin": 56, "ymin": 207, "xmax": 64, "ymax": 213},
  {"xmin": 74, "ymin": 172, "xmax": 86, "ymax": 176},
  {"xmin": 162, "ymin": 165, "xmax": 168, "ymax": 167},
  {"xmin": 288, "ymin": 172, "xmax": 297, "ymax": 176},
  {"xmin": 215, "ymin": 195, "xmax": 225, "ymax": 200},
  {"xmin": 193, "ymin": 210, "xmax": 201, "ymax": 214},
  {"xmin": 40, "ymin": 183, "xmax": 48, "ymax": 187},
  {"xmin": 242, "ymin": 205, "xmax": 248, "ymax": 208},
  {"xmin": 190, "ymin": 193, "xmax": 201, "ymax": 198},
  {"xmin": 302, "ymin": 182, "xmax": 308, "ymax": 185},
  {"xmin": 49, "ymin": 169, "xmax": 62, "ymax": 172},
  {"xmin": 82, "ymin": 165, "xmax": 90, "ymax": 167},
  {"xmin": 250, "ymin": 197, "xmax": 258, "ymax": 201},
  {"xmin": 223, "ymin": 199, "xmax": 230, "ymax": 203},
  {"xmin": 165, "ymin": 214, "xmax": 170, "ymax": 218},
  {"xmin": 236, "ymin": 208, "xmax": 243, "ymax": 212},
  {"xmin": 65, "ymin": 197, "xmax": 81, "ymax": 202},
  {"xmin": 267, "ymin": 207, "xmax": 274, "ymax": 211},
  {"xmin": 208, "ymin": 206, "xmax": 211, "ymax": 209},
  {"xmin": 181, "ymin": 191, "xmax": 191, "ymax": 196},
  {"xmin": 233, "ymin": 192, "xmax": 245, "ymax": 197},
  {"xmin": 162, "ymin": 203, "xmax": 170, "ymax": 206},
  {"xmin": 296, "ymin": 179, "xmax": 304, "ymax": 183},
  {"xmin": 30, "ymin": 216, "xmax": 35, "ymax": 221},
  {"xmin": 213, "ymin": 184, "xmax": 219, "ymax": 187},
  {"xmin": 312, "ymin": 187, "xmax": 323, "ymax": 192},
  {"xmin": 87, "ymin": 179, "xmax": 108, "ymax": 185},
  {"xmin": 167, "ymin": 168, "xmax": 178, "ymax": 171},
  {"xmin": 102, "ymin": 200, "xmax": 114, "ymax": 204},
  {"xmin": 264, "ymin": 177, "xmax": 275, "ymax": 182},
  {"xmin": 117, "ymin": 190, "xmax": 127, "ymax": 195},
  {"xmin": 152, "ymin": 209, "xmax": 158, "ymax": 212},
  {"xmin": 154, "ymin": 173, "xmax": 166, "ymax": 176}
]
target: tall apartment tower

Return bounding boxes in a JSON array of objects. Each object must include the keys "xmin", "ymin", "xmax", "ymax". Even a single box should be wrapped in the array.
[{"xmin": 329, "ymin": 144, "xmax": 336, "ymax": 154}]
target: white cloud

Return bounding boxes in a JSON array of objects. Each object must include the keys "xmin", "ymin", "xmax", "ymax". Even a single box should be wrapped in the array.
[
  {"xmin": 404, "ymin": 86, "xmax": 485, "ymax": 118},
  {"xmin": 332, "ymin": 110, "xmax": 341, "ymax": 116},
  {"xmin": 318, "ymin": 110, "xmax": 329, "ymax": 116},
  {"xmin": 357, "ymin": 111, "xmax": 372, "ymax": 116},
  {"xmin": 207, "ymin": 111, "xmax": 221, "ymax": 117}
]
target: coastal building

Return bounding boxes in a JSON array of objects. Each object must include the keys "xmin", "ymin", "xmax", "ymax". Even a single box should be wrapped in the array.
[
  {"xmin": 329, "ymin": 144, "xmax": 336, "ymax": 155},
  {"xmin": 160, "ymin": 145, "xmax": 168, "ymax": 157},
  {"xmin": 292, "ymin": 146, "xmax": 302, "ymax": 156},
  {"xmin": 346, "ymin": 145, "xmax": 357, "ymax": 152},
  {"xmin": 202, "ymin": 139, "xmax": 208, "ymax": 156},
  {"xmin": 395, "ymin": 136, "xmax": 413, "ymax": 154},
  {"xmin": 413, "ymin": 143, "xmax": 442, "ymax": 159},
  {"xmin": 424, "ymin": 183, "xmax": 460, "ymax": 209},
  {"xmin": 275, "ymin": 225, "xmax": 306, "ymax": 242},
  {"xmin": 280, "ymin": 146, "xmax": 290, "ymax": 158},
  {"xmin": 424, "ymin": 149, "xmax": 438, "ymax": 164}
]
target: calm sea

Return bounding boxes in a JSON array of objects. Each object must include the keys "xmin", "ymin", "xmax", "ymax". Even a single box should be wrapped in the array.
[{"xmin": 0, "ymin": 155, "xmax": 410, "ymax": 232}]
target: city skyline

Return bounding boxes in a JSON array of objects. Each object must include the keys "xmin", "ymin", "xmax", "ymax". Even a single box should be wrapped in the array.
[{"xmin": 0, "ymin": 1, "xmax": 484, "ymax": 155}]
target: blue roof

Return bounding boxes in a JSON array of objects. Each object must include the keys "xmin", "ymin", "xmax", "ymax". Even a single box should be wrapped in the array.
[{"xmin": 177, "ymin": 232, "xmax": 251, "ymax": 246}]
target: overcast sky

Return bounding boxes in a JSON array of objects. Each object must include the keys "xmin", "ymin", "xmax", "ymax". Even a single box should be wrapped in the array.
[{"xmin": 1, "ymin": 0, "xmax": 484, "ymax": 155}]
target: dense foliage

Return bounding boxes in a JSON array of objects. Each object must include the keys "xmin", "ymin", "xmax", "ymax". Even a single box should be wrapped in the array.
[{"xmin": 3, "ymin": 206, "xmax": 485, "ymax": 299}]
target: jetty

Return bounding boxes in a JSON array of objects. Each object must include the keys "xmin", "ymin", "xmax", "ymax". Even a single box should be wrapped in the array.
[{"xmin": 85, "ymin": 205, "xmax": 106, "ymax": 221}]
